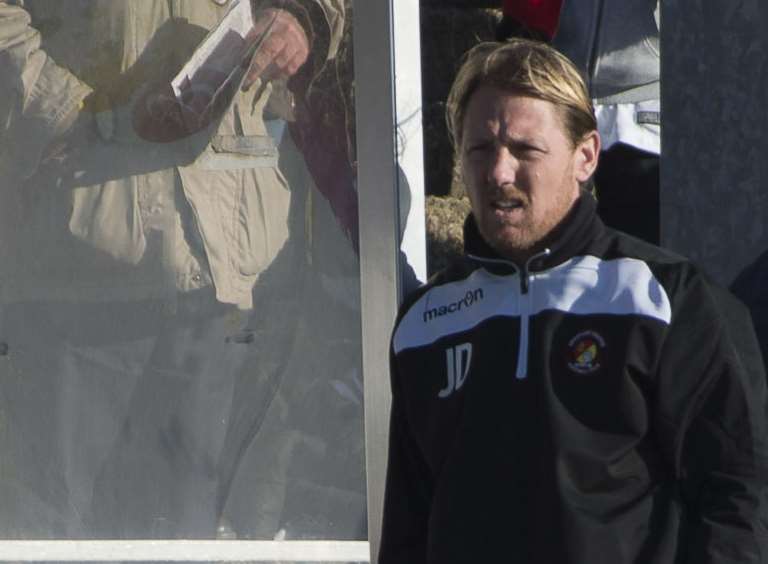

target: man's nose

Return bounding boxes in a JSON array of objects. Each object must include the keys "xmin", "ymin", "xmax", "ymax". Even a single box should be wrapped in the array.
[{"xmin": 488, "ymin": 147, "xmax": 517, "ymax": 186}]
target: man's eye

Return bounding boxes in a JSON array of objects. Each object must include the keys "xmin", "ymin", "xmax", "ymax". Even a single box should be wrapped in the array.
[
  {"xmin": 512, "ymin": 144, "xmax": 543, "ymax": 158},
  {"xmin": 466, "ymin": 143, "xmax": 492, "ymax": 155}
]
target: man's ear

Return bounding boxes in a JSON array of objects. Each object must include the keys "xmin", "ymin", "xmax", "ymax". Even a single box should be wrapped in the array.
[{"xmin": 574, "ymin": 130, "xmax": 601, "ymax": 184}]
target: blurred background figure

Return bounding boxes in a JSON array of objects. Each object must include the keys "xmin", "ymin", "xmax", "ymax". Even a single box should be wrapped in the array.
[{"xmin": 498, "ymin": 0, "xmax": 661, "ymax": 244}]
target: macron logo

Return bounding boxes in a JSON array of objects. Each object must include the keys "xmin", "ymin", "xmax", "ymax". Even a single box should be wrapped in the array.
[{"xmin": 423, "ymin": 288, "xmax": 484, "ymax": 323}]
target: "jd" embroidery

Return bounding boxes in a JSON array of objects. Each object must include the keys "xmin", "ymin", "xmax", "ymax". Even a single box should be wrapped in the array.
[{"xmin": 438, "ymin": 343, "xmax": 472, "ymax": 398}]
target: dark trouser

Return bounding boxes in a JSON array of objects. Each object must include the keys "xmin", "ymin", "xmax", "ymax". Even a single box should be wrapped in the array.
[{"xmin": 594, "ymin": 143, "xmax": 660, "ymax": 245}]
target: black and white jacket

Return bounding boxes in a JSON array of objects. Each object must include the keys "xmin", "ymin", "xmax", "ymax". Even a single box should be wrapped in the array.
[{"xmin": 380, "ymin": 194, "xmax": 768, "ymax": 564}]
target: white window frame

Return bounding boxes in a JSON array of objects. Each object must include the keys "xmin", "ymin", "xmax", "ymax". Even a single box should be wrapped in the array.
[
  {"xmin": 356, "ymin": 0, "xmax": 426, "ymax": 562},
  {"xmin": 0, "ymin": 541, "xmax": 369, "ymax": 562}
]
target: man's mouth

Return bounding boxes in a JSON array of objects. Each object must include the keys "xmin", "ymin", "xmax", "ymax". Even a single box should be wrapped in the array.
[{"xmin": 491, "ymin": 198, "xmax": 525, "ymax": 212}]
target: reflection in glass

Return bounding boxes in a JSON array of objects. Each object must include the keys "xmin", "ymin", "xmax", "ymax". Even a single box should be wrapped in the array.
[{"xmin": 0, "ymin": 0, "xmax": 363, "ymax": 543}]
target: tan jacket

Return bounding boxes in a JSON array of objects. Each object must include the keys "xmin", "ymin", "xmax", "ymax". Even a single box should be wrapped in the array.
[{"xmin": 0, "ymin": 0, "xmax": 344, "ymax": 309}]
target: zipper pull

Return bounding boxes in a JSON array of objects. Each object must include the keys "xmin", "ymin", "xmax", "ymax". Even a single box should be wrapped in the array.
[{"xmin": 520, "ymin": 248, "xmax": 551, "ymax": 294}]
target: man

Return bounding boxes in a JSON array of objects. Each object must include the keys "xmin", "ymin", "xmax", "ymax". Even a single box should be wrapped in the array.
[
  {"xmin": 0, "ymin": 0, "xmax": 363, "ymax": 540},
  {"xmin": 380, "ymin": 39, "xmax": 768, "ymax": 563}
]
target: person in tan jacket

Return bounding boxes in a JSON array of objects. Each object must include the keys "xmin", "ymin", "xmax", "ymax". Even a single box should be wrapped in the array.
[{"xmin": 0, "ymin": 0, "xmax": 363, "ymax": 541}]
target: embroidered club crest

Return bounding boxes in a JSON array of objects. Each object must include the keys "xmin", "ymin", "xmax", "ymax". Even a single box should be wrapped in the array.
[{"xmin": 567, "ymin": 331, "xmax": 606, "ymax": 374}]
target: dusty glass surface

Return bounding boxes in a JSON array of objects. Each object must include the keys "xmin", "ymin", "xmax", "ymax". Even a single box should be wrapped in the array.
[{"xmin": 0, "ymin": 0, "xmax": 364, "ymax": 542}]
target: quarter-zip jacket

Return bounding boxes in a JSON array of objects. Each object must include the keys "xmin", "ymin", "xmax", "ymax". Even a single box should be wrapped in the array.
[{"xmin": 380, "ymin": 195, "xmax": 768, "ymax": 564}]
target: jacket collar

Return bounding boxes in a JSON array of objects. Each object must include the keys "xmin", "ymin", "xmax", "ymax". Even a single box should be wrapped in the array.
[{"xmin": 463, "ymin": 191, "xmax": 605, "ymax": 274}]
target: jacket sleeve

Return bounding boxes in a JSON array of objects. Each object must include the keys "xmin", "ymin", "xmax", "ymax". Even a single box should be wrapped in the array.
[
  {"xmin": 0, "ymin": 1, "xmax": 92, "ymax": 179},
  {"xmin": 655, "ymin": 268, "xmax": 768, "ymax": 563},
  {"xmin": 304, "ymin": 0, "xmax": 343, "ymax": 62},
  {"xmin": 378, "ymin": 345, "xmax": 433, "ymax": 564}
]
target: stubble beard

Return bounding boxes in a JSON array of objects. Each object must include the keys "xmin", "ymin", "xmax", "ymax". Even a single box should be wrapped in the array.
[{"xmin": 478, "ymin": 181, "xmax": 578, "ymax": 264}]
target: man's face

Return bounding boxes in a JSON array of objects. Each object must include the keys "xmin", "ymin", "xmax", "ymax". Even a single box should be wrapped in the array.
[{"xmin": 460, "ymin": 85, "xmax": 599, "ymax": 262}]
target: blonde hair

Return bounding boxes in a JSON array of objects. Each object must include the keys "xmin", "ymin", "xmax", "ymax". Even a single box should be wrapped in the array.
[{"xmin": 446, "ymin": 39, "xmax": 596, "ymax": 152}]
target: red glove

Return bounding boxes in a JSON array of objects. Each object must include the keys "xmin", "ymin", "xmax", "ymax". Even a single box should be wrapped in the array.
[{"xmin": 502, "ymin": 0, "xmax": 564, "ymax": 41}]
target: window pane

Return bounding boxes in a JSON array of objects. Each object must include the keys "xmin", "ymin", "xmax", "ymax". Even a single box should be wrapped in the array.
[{"xmin": 0, "ymin": 0, "xmax": 364, "ymax": 543}]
